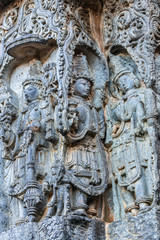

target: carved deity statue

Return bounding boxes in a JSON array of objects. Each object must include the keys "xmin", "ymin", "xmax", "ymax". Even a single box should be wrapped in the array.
[
  {"xmin": 106, "ymin": 54, "xmax": 157, "ymax": 219},
  {"xmin": 43, "ymin": 154, "xmax": 70, "ymax": 218},
  {"xmin": 0, "ymin": 83, "xmax": 19, "ymax": 229},
  {"xmin": 2, "ymin": 60, "xmax": 58, "ymax": 223},
  {"xmin": 61, "ymin": 53, "xmax": 108, "ymax": 216},
  {"xmin": 0, "ymin": 84, "xmax": 18, "ymax": 161}
]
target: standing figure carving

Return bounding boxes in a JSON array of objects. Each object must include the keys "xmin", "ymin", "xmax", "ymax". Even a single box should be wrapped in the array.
[
  {"xmin": 0, "ymin": 83, "xmax": 19, "ymax": 230},
  {"xmin": 0, "ymin": 84, "xmax": 18, "ymax": 161},
  {"xmin": 106, "ymin": 54, "xmax": 157, "ymax": 219},
  {"xmin": 43, "ymin": 154, "xmax": 70, "ymax": 218},
  {"xmin": 3, "ymin": 60, "xmax": 58, "ymax": 223},
  {"xmin": 60, "ymin": 53, "xmax": 108, "ymax": 217}
]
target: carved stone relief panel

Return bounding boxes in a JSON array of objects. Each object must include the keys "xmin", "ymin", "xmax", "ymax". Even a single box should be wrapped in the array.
[
  {"xmin": 0, "ymin": 0, "xmax": 110, "ymax": 233},
  {"xmin": 102, "ymin": 0, "xmax": 159, "ymax": 86},
  {"xmin": 0, "ymin": 0, "xmax": 159, "ymax": 239},
  {"xmin": 105, "ymin": 53, "xmax": 158, "ymax": 220},
  {"xmin": 102, "ymin": 0, "xmax": 160, "ymax": 227}
]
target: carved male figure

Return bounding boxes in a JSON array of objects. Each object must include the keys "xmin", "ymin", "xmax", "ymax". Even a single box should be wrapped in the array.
[
  {"xmin": 7, "ymin": 60, "xmax": 58, "ymax": 222},
  {"xmin": 62, "ymin": 53, "xmax": 108, "ymax": 216},
  {"xmin": 43, "ymin": 156, "xmax": 70, "ymax": 217},
  {"xmin": 0, "ymin": 83, "xmax": 19, "ymax": 230}
]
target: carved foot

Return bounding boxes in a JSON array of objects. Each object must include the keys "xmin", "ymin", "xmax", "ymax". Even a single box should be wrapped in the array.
[{"xmin": 73, "ymin": 209, "xmax": 87, "ymax": 216}]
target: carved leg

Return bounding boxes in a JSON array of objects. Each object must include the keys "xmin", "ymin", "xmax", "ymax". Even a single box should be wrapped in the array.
[
  {"xmin": 46, "ymin": 205, "xmax": 56, "ymax": 218},
  {"xmin": 72, "ymin": 189, "xmax": 88, "ymax": 216},
  {"xmin": 46, "ymin": 186, "xmax": 57, "ymax": 218},
  {"xmin": 56, "ymin": 186, "xmax": 64, "ymax": 216},
  {"xmin": 63, "ymin": 184, "xmax": 71, "ymax": 215},
  {"xmin": 16, "ymin": 200, "xmax": 27, "ymax": 225},
  {"xmin": 134, "ymin": 175, "xmax": 152, "ymax": 212},
  {"xmin": 121, "ymin": 186, "xmax": 138, "ymax": 215}
]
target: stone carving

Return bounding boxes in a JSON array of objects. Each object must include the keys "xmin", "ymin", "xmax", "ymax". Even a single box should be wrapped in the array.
[
  {"xmin": 1, "ymin": 60, "xmax": 58, "ymax": 223},
  {"xmin": 102, "ymin": 0, "xmax": 157, "ymax": 86},
  {"xmin": 43, "ymin": 156, "xmax": 70, "ymax": 218},
  {"xmin": 0, "ymin": 83, "xmax": 18, "ymax": 160},
  {"xmin": 0, "ymin": 0, "xmax": 159, "ymax": 239},
  {"xmin": 106, "ymin": 54, "xmax": 157, "ymax": 219},
  {"xmin": 0, "ymin": 82, "xmax": 19, "ymax": 231},
  {"xmin": 57, "ymin": 53, "xmax": 108, "ymax": 217}
]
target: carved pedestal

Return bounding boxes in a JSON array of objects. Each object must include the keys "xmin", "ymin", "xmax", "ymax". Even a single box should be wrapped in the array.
[
  {"xmin": 0, "ymin": 210, "xmax": 160, "ymax": 240},
  {"xmin": 106, "ymin": 208, "xmax": 160, "ymax": 240},
  {"xmin": 0, "ymin": 216, "xmax": 105, "ymax": 240}
]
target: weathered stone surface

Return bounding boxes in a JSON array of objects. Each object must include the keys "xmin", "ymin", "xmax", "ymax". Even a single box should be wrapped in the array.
[
  {"xmin": 0, "ymin": 216, "xmax": 105, "ymax": 240},
  {"xmin": 107, "ymin": 208, "xmax": 160, "ymax": 240},
  {"xmin": 0, "ymin": 222, "xmax": 39, "ymax": 240}
]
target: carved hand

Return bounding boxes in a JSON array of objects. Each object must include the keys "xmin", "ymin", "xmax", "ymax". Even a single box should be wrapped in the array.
[
  {"xmin": 42, "ymin": 181, "xmax": 52, "ymax": 195},
  {"xmin": 1, "ymin": 123, "xmax": 12, "ymax": 143},
  {"xmin": 90, "ymin": 171, "xmax": 100, "ymax": 185},
  {"xmin": 134, "ymin": 122, "xmax": 146, "ymax": 137},
  {"xmin": 68, "ymin": 107, "xmax": 79, "ymax": 129},
  {"xmin": 26, "ymin": 121, "xmax": 40, "ymax": 132}
]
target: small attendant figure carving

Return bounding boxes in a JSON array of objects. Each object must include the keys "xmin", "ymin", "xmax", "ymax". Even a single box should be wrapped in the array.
[
  {"xmin": 106, "ymin": 54, "xmax": 157, "ymax": 219},
  {"xmin": 43, "ymin": 154, "xmax": 70, "ymax": 218}
]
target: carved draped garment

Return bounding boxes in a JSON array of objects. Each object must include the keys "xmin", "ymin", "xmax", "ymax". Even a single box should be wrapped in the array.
[
  {"xmin": 65, "ymin": 96, "xmax": 108, "ymax": 196},
  {"xmin": 107, "ymin": 89, "xmax": 153, "ymax": 187},
  {"xmin": 9, "ymin": 100, "xmax": 48, "ymax": 196}
]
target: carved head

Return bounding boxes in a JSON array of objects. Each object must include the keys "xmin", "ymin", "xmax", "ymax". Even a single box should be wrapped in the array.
[
  {"xmin": 23, "ymin": 60, "xmax": 43, "ymax": 102},
  {"xmin": 153, "ymin": 80, "xmax": 160, "ymax": 95},
  {"xmin": 110, "ymin": 54, "xmax": 140, "ymax": 95},
  {"xmin": 72, "ymin": 53, "xmax": 93, "ymax": 98},
  {"xmin": 74, "ymin": 78, "xmax": 91, "ymax": 98},
  {"xmin": 117, "ymin": 74, "xmax": 135, "ymax": 93},
  {"xmin": 24, "ymin": 84, "xmax": 39, "ymax": 103}
]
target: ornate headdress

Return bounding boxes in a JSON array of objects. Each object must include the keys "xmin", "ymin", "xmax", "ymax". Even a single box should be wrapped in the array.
[
  {"xmin": 73, "ymin": 53, "xmax": 93, "ymax": 82},
  {"xmin": 109, "ymin": 54, "xmax": 140, "ymax": 87},
  {"xmin": 22, "ymin": 60, "xmax": 43, "ymax": 88}
]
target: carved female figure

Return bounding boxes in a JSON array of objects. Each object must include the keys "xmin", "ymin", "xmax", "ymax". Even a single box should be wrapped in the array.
[{"xmin": 106, "ymin": 55, "xmax": 157, "ymax": 218}]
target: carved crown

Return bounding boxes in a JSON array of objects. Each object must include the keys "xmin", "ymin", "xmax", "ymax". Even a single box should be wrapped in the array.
[
  {"xmin": 109, "ymin": 54, "xmax": 140, "ymax": 87},
  {"xmin": 73, "ymin": 53, "xmax": 93, "ymax": 82},
  {"xmin": 22, "ymin": 60, "xmax": 43, "ymax": 88}
]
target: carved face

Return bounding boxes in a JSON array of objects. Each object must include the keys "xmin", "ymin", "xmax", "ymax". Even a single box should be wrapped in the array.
[
  {"xmin": 74, "ymin": 78, "xmax": 91, "ymax": 98},
  {"xmin": 117, "ymin": 74, "xmax": 135, "ymax": 93},
  {"xmin": 154, "ymin": 80, "xmax": 160, "ymax": 95},
  {"xmin": 24, "ymin": 84, "xmax": 39, "ymax": 103}
]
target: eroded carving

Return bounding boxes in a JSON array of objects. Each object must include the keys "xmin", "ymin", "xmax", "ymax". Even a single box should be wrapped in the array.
[
  {"xmin": 60, "ymin": 53, "xmax": 108, "ymax": 217},
  {"xmin": 106, "ymin": 54, "xmax": 157, "ymax": 219},
  {"xmin": 0, "ymin": 0, "xmax": 159, "ymax": 239}
]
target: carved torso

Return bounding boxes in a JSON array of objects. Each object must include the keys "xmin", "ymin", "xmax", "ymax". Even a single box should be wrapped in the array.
[
  {"xmin": 65, "ymin": 96, "xmax": 107, "ymax": 196},
  {"xmin": 106, "ymin": 89, "xmax": 154, "ymax": 186}
]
